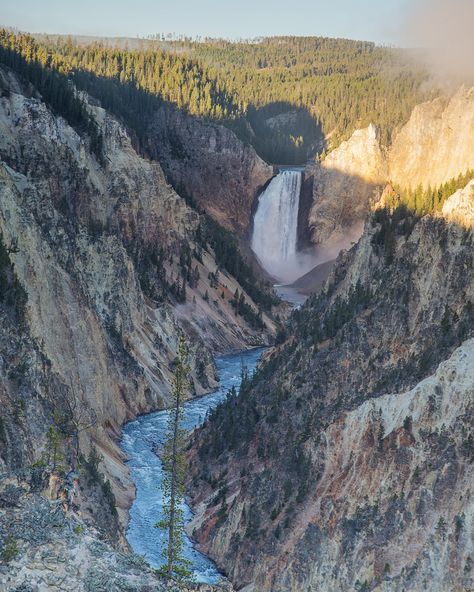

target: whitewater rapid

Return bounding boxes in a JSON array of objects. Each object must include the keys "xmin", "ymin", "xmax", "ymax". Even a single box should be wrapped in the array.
[{"xmin": 120, "ymin": 347, "xmax": 265, "ymax": 583}]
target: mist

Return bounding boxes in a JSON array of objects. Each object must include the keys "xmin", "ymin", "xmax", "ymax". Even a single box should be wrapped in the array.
[
  {"xmin": 263, "ymin": 223, "xmax": 364, "ymax": 286},
  {"xmin": 403, "ymin": 0, "xmax": 474, "ymax": 86}
]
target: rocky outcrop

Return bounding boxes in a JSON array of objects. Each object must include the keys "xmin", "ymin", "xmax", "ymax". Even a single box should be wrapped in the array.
[
  {"xmin": 441, "ymin": 179, "xmax": 474, "ymax": 228},
  {"xmin": 0, "ymin": 470, "xmax": 233, "ymax": 591},
  {"xmin": 305, "ymin": 124, "xmax": 387, "ymax": 245},
  {"xmin": 189, "ymin": 196, "xmax": 474, "ymax": 591},
  {"xmin": 252, "ymin": 338, "xmax": 474, "ymax": 592},
  {"xmin": 148, "ymin": 106, "xmax": 273, "ymax": 235},
  {"xmin": 389, "ymin": 87, "xmax": 474, "ymax": 190}
]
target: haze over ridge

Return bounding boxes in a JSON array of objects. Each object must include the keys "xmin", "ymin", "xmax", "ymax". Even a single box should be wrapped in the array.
[{"xmin": 404, "ymin": 0, "xmax": 474, "ymax": 85}]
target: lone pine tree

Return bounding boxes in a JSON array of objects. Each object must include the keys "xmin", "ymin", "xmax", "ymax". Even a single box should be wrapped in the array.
[{"xmin": 156, "ymin": 336, "xmax": 192, "ymax": 580}]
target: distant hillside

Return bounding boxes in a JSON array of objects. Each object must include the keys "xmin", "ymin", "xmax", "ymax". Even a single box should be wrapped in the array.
[{"xmin": 25, "ymin": 32, "xmax": 434, "ymax": 164}]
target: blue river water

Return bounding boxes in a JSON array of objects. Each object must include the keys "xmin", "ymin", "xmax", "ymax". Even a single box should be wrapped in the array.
[{"xmin": 120, "ymin": 347, "xmax": 266, "ymax": 583}]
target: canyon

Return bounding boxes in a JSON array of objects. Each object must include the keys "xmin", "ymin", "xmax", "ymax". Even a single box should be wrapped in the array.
[
  {"xmin": 303, "ymin": 86, "xmax": 474, "ymax": 252},
  {"xmin": 0, "ymin": 29, "xmax": 473, "ymax": 592},
  {"xmin": 182, "ymin": 72, "xmax": 474, "ymax": 592},
  {"xmin": 0, "ymin": 61, "xmax": 277, "ymax": 589},
  {"xmin": 149, "ymin": 105, "xmax": 273, "ymax": 236}
]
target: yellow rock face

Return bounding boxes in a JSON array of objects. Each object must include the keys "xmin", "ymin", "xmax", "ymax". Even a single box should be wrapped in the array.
[{"xmin": 389, "ymin": 87, "xmax": 474, "ymax": 190}]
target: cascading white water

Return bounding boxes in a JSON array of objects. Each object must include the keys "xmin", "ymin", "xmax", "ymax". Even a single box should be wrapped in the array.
[{"xmin": 251, "ymin": 169, "xmax": 303, "ymax": 283}]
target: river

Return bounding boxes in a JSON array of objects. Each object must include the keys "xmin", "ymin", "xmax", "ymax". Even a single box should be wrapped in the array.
[{"xmin": 120, "ymin": 346, "xmax": 266, "ymax": 583}]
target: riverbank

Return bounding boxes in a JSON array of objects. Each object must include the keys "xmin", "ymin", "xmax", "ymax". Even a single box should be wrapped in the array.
[{"xmin": 120, "ymin": 347, "xmax": 267, "ymax": 583}]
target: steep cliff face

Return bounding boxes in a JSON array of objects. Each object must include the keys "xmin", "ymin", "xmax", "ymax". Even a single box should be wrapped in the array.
[
  {"xmin": 0, "ymin": 65, "xmax": 276, "ymax": 534},
  {"xmin": 305, "ymin": 124, "xmax": 387, "ymax": 246},
  {"xmin": 389, "ymin": 87, "xmax": 474, "ymax": 190},
  {"xmin": 304, "ymin": 87, "xmax": 474, "ymax": 249},
  {"xmin": 189, "ymin": 190, "xmax": 474, "ymax": 591},
  {"xmin": 149, "ymin": 106, "xmax": 273, "ymax": 235},
  {"xmin": 255, "ymin": 338, "xmax": 474, "ymax": 592}
]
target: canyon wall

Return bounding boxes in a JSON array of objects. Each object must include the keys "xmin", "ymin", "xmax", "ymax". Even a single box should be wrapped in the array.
[
  {"xmin": 149, "ymin": 106, "xmax": 273, "ymax": 235},
  {"xmin": 189, "ymin": 186, "xmax": 474, "ymax": 591},
  {"xmin": 389, "ymin": 87, "xmax": 474, "ymax": 190},
  {"xmin": 0, "ymin": 65, "xmax": 276, "ymax": 537},
  {"xmin": 306, "ymin": 124, "xmax": 386, "ymax": 245},
  {"xmin": 305, "ymin": 87, "xmax": 474, "ymax": 247}
]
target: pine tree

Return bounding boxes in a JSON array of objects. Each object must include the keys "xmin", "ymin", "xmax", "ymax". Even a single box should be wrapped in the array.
[{"xmin": 156, "ymin": 336, "xmax": 192, "ymax": 580}]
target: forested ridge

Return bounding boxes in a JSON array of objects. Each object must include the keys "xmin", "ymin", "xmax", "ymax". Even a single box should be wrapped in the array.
[
  {"xmin": 173, "ymin": 36, "xmax": 433, "ymax": 156},
  {"xmin": 0, "ymin": 30, "xmax": 104, "ymax": 158},
  {"xmin": 0, "ymin": 29, "xmax": 434, "ymax": 164}
]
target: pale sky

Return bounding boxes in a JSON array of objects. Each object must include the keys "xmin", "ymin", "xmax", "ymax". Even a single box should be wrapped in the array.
[{"xmin": 0, "ymin": 0, "xmax": 413, "ymax": 45}]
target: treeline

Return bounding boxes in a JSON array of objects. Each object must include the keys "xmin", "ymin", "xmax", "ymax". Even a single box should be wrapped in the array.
[
  {"xmin": 198, "ymin": 367, "xmax": 259, "ymax": 459},
  {"xmin": 387, "ymin": 170, "xmax": 474, "ymax": 216},
  {"xmin": 230, "ymin": 289, "xmax": 264, "ymax": 330},
  {"xmin": 369, "ymin": 170, "xmax": 474, "ymax": 265},
  {"xmin": 245, "ymin": 103, "xmax": 322, "ymax": 165},
  {"xmin": 50, "ymin": 37, "xmax": 238, "ymax": 118},
  {"xmin": 0, "ymin": 30, "xmax": 103, "ymax": 159},
  {"xmin": 1, "ymin": 30, "xmax": 431, "ymax": 164},
  {"xmin": 295, "ymin": 280, "xmax": 372, "ymax": 347}
]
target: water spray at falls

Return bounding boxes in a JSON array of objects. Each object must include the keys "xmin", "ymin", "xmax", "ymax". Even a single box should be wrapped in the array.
[{"xmin": 251, "ymin": 169, "xmax": 311, "ymax": 284}]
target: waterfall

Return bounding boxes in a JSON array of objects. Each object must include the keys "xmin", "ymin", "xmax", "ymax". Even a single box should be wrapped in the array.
[{"xmin": 251, "ymin": 169, "xmax": 303, "ymax": 283}]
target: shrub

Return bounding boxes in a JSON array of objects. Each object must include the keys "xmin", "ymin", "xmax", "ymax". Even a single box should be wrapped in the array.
[{"xmin": 1, "ymin": 535, "xmax": 19, "ymax": 563}]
